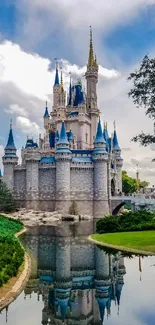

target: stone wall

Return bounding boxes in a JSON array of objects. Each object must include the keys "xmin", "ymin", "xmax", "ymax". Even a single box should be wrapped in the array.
[
  {"xmin": 14, "ymin": 169, "xmax": 26, "ymax": 200},
  {"xmin": 71, "ymin": 239, "xmax": 95, "ymax": 270},
  {"xmin": 39, "ymin": 167, "xmax": 56, "ymax": 200},
  {"xmin": 71, "ymin": 168, "xmax": 93, "ymax": 200}
]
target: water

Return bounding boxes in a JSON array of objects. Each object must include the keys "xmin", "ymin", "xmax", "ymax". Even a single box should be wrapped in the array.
[{"xmin": 0, "ymin": 221, "xmax": 155, "ymax": 325}]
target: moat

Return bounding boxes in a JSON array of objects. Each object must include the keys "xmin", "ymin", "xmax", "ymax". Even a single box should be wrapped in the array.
[{"xmin": 0, "ymin": 220, "xmax": 155, "ymax": 325}]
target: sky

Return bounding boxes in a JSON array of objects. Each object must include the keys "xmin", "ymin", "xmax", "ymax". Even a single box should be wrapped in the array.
[{"xmin": 0, "ymin": 0, "xmax": 155, "ymax": 184}]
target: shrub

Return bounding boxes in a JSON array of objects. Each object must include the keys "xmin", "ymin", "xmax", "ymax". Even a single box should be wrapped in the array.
[
  {"xmin": 69, "ymin": 201, "xmax": 78, "ymax": 215},
  {"xmin": 0, "ymin": 182, "xmax": 16, "ymax": 212},
  {"xmin": 0, "ymin": 215, "xmax": 24, "ymax": 287},
  {"xmin": 96, "ymin": 210, "xmax": 155, "ymax": 234}
]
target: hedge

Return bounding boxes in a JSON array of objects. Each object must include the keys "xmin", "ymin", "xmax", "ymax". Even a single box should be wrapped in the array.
[
  {"xmin": 96, "ymin": 210, "xmax": 155, "ymax": 234},
  {"xmin": 0, "ymin": 215, "xmax": 24, "ymax": 287}
]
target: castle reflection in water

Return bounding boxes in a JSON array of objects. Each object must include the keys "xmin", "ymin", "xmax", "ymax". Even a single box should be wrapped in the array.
[{"xmin": 22, "ymin": 221, "xmax": 126, "ymax": 324}]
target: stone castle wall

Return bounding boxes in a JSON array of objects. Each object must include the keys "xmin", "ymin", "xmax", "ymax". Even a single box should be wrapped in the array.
[{"xmin": 13, "ymin": 157, "xmax": 122, "ymax": 216}]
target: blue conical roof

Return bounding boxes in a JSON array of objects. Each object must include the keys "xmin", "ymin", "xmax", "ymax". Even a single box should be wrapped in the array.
[
  {"xmin": 54, "ymin": 66, "xmax": 59, "ymax": 86},
  {"xmin": 5, "ymin": 123, "xmax": 16, "ymax": 150},
  {"xmin": 55, "ymin": 130, "xmax": 59, "ymax": 141},
  {"xmin": 58, "ymin": 122, "xmax": 69, "ymax": 145},
  {"xmin": 116, "ymin": 283, "xmax": 123, "ymax": 305},
  {"xmin": 57, "ymin": 297, "xmax": 69, "ymax": 321},
  {"xmin": 94, "ymin": 119, "xmax": 106, "ymax": 144},
  {"xmin": 113, "ymin": 130, "xmax": 120, "ymax": 150},
  {"xmin": 68, "ymin": 78, "xmax": 72, "ymax": 106},
  {"xmin": 44, "ymin": 102, "xmax": 49, "ymax": 117},
  {"xmin": 96, "ymin": 297, "xmax": 108, "ymax": 322},
  {"xmin": 103, "ymin": 123, "xmax": 109, "ymax": 151},
  {"xmin": 0, "ymin": 170, "xmax": 2, "ymax": 177}
]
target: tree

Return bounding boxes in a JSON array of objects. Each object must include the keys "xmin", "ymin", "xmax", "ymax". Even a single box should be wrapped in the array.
[
  {"xmin": 122, "ymin": 170, "xmax": 149, "ymax": 195},
  {"xmin": 128, "ymin": 55, "xmax": 155, "ymax": 146},
  {"xmin": 69, "ymin": 201, "xmax": 78, "ymax": 215},
  {"xmin": 0, "ymin": 182, "xmax": 16, "ymax": 212}
]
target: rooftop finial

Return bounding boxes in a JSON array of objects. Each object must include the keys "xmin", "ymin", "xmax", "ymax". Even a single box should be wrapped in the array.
[
  {"xmin": 113, "ymin": 120, "xmax": 116, "ymax": 130},
  {"xmin": 10, "ymin": 119, "xmax": 12, "ymax": 129},
  {"xmin": 54, "ymin": 58, "xmax": 60, "ymax": 86},
  {"xmin": 88, "ymin": 26, "xmax": 95, "ymax": 67}
]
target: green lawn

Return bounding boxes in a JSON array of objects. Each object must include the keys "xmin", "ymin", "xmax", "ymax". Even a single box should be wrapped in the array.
[{"xmin": 91, "ymin": 231, "xmax": 155, "ymax": 254}]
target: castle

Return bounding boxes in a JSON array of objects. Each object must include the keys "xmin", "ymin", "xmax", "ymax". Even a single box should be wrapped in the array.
[{"xmin": 2, "ymin": 28, "xmax": 123, "ymax": 218}]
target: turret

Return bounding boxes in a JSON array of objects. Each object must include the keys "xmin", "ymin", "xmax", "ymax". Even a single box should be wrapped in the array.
[
  {"xmin": 44, "ymin": 101, "xmax": 50, "ymax": 129},
  {"xmin": 113, "ymin": 121, "xmax": 123, "ymax": 193},
  {"xmin": 92, "ymin": 118, "xmax": 109, "ymax": 217},
  {"xmin": 53, "ymin": 60, "xmax": 60, "ymax": 110},
  {"xmin": 3, "ymin": 121, "xmax": 18, "ymax": 190},
  {"xmin": 55, "ymin": 121, "xmax": 72, "ymax": 212}
]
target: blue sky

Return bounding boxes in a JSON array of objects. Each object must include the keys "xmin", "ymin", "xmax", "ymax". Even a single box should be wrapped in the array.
[{"xmin": 0, "ymin": 0, "xmax": 155, "ymax": 182}]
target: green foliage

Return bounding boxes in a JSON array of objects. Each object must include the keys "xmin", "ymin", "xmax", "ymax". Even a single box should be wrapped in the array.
[
  {"xmin": 0, "ymin": 182, "xmax": 16, "ymax": 212},
  {"xmin": 0, "ymin": 215, "xmax": 24, "ymax": 287},
  {"xmin": 96, "ymin": 210, "xmax": 155, "ymax": 234},
  {"xmin": 69, "ymin": 201, "xmax": 78, "ymax": 215},
  {"xmin": 128, "ymin": 55, "xmax": 155, "ymax": 146},
  {"xmin": 122, "ymin": 170, "xmax": 149, "ymax": 194}
]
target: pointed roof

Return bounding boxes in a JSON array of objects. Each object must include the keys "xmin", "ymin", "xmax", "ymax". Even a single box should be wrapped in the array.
[
  {"xmin": 88, "ymin": 26, "xmax": 95, "ymax": 67},
  {"xmin": 0, "ymin": 169, "xmax": 2, "ymax": 177},
  {"xmin": 103, "ymin": 122, "xmax": 110, "ymax": 151},
  {"xmin": 58, "ymin": 121, "xmax": 69, "ymax": 145},
  {"xmin": 68, "ymin": 74, "xmax": 72, "ymax": 106},
  {"xmin": 54, "ymin": 61, "xmax": 59, "ymax": 86},
  {"xmin": 96, "ymin": 297, "xmax": 108, "ymax": 322},
  {"xmin": 55, "ymin": 130, "xmax": 59, "ymax": 141},
  {"xmin": 44, "ymin": 101, "xmax": 49, "ymax": 117},
  {"xmin": 5, "ymin": 120, "xmax": 16, "ymax": 150},
  {"xmin": 94, "ymin": 118, "xmax": 106, "ymax": 144},
  {"xmin": 113, "ymin": 121, "xmax": 120, "ymax": 150}
]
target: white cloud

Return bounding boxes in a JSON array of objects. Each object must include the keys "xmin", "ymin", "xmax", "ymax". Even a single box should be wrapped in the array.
[
  {"xmin": 16, "ymin": 117, "xmax": 41, "ymax": 136},
  {"xmin": 5, "ymin": 104, "xmax": 28, "ymax": 117},
  {"xmin": 0, "ymin": 39, "xmax": 154, "ymax": 184}
]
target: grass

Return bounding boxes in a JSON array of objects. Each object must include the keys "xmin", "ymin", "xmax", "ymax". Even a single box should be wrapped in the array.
[{"xmin": 91, "ymin": 231, "xmax": 155, "ymax": 254}]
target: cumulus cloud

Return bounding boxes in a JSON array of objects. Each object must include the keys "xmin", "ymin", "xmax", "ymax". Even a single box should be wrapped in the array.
[
  {"xmin": 0, "ymin": 38, "xmax": 154, "ymax": 183},
  {"xmin": 5, "ymin": 104, "xmax": 28, "ymax": 117},
  {"xmin": 16, "ymin": 117, "xmax": 41, "ymax": 136}
]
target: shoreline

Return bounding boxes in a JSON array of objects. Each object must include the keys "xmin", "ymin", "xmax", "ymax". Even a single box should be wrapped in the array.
[
  {"xmin": 0, "ymin": 227, "xmax": 31, "ymax": 312},
  {"xmin": 88, "ymin": 235, "xmax": 155, "ymax": 256}
]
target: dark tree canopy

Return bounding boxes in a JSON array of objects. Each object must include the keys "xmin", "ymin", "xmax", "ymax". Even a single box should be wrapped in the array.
[
  {"xmin": 122, "ymin": 170, "xmax": 149, "ymax": 195},
  {"xmin": 128, "ymin": 55, "xmax": 155, "ymax": 146}
]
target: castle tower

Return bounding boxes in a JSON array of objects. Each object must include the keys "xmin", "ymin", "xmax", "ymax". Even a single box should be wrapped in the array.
[
  {"xmin": 3, "ymin": 121, "xmax": 18, "ymax": 190},
  {"xmin": 53, "ymin": 61, "xmax": 60, "ymax": 110},
  {"xmin": 113, "ymin": 122, "xmax": 123, "ymax": 193},
  {"xmin": 92, "ymin": 118, "xmax": 109, "ymax": 218},
  {"xmin": 55, "ymin": 121, "xmax": 72, "ymax": 212},
  {"xmin": 85, "ymin": 27, "xmax": 99, "ymax": 147}
]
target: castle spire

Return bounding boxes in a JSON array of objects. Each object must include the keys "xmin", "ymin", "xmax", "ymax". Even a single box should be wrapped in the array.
[
  {"xmin": 88, "ymin": 26, "xmax": 95, "ymax": 68},
  {"xmin": 44, "ymin": 101, "xmax": 49, "ymax": 117},
  {"xmin": 5, "ymin": 119, "xmax": 16, "ymax": 150},
  {"xmin": 58, "ymin": 121, "xmax": 69, "ymax": 145},
  {"xmin": 94, "ymin": 117, "xmax": 105, "ymax": 144},
  {"xmin": 60, "ymin": 68, "xmax": 64, "ymax": 92},
  {"xmin": 113, "ymin": 121, "xmax": 120, "ymax": 151},
  {"xmin": 54, "ymin": 59, "xmax": 59, "ymax": 86},
  {"xmin": 68, "ymin": 72, "xmax": 72, "ymax": 105}
]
